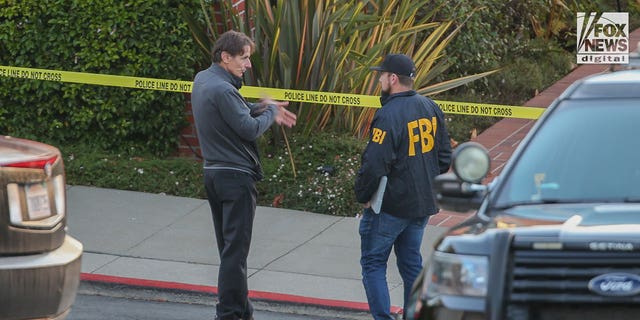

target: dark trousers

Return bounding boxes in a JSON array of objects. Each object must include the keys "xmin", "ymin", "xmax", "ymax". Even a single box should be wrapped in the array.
[{"xmin": 204, "ymin": 169, "xmax": 256, "ymax": 320}]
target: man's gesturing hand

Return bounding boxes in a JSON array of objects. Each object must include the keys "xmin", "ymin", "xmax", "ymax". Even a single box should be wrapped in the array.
[
  {"xmin": 276, "ymin": 104, "xmax": 297, "ymax": 128},
  {"xmin": 262, "ymin": 99, "xmax": 297, "ymax": 128}
]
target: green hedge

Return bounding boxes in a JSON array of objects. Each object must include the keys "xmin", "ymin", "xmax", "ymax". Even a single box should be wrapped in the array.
[{"xmin": 0, "ymin": 0, "xmax": 200, "ymax": 156}]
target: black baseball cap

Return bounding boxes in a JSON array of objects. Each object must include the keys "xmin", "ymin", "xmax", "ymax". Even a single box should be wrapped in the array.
[{"xmin": 370, "ymin": 54, "xmax": 416, "ymax": 78}]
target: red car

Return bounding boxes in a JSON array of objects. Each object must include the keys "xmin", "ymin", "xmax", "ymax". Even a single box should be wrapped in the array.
[{"xmin": 0, "ymin": 135, "xmax": 83, "ymax": 320}]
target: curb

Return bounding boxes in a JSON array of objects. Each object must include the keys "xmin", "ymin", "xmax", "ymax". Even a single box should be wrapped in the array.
[{"xmin": 80, "ymin": 273, "xmax": 403, "ymax": 319}]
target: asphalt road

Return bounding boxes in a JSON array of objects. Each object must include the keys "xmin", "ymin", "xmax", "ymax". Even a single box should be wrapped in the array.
[{"xmin": 68, "ymin": 294, "xmax": 336, "ymax": 320}]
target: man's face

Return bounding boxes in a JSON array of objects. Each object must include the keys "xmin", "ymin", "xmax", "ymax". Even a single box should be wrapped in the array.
[
  {"xmin": 379, "ymin": 72, "xmax": 394, "ymax": 95},
  {"xmin": 222, "ymin": 45, "xmax": 252, "ymax": 78}
]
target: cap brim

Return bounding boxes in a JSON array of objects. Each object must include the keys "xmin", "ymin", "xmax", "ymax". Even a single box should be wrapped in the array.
[{"xmin": 370, "ymin": 66, "xmax": 385, "ymax": 72}]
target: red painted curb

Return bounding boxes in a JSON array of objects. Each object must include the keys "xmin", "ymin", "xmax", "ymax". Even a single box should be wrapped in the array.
[{"xmin": 80, "ymin": 273, "xmax": 403, "ymax": 315}]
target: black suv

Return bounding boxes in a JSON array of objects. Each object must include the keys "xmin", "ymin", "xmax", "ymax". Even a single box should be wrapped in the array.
[{"xmin": 406, "ymin": 69, "xmax": 640, "ymax": 320}]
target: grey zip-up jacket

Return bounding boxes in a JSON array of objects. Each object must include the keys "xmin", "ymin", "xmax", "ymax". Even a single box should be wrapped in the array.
[{"xmin": 191, "ymin": 64, "xmax": 277, "ymax": 180}]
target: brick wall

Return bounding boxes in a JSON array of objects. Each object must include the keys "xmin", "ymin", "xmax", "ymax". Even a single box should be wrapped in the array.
[
  {"xmin": 177, "ymin": 0, "xmax": 247, "ymax": 159},
  {"xmin": 177, "ymin": 93, "xmax": 201, "ymax": 159}
]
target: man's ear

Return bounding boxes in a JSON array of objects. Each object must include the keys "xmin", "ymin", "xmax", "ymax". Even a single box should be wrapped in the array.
[{"xmin": 220, "ymin": 51, "xmax": 230, "ymax": 63}]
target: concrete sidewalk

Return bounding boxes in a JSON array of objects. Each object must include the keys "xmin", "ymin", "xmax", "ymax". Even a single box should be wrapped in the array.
[{"xmin": 66, "ymin": 185, "xmax": 450, "ymax": 319}]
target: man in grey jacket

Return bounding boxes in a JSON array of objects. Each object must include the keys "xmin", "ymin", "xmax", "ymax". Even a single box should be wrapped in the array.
[{"xmin": 191, "ymin": 30, "xmax": 296, "ymax": 320}]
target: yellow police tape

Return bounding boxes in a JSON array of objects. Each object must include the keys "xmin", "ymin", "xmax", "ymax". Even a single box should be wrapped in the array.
[{"xmin": 0, "ymin": 65, "xmax": 544, "ymax": 120}]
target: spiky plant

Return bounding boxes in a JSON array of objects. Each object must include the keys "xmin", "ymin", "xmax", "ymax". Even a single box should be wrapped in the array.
[{"xmin": 181, "ymin": 0, "xmax": 497, "ymax": 137}]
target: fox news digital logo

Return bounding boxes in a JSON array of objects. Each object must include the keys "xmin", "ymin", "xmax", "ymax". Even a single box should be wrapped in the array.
[{"xmin": 577, "ymin": 12, "xmax": 629, "ymax": 64}]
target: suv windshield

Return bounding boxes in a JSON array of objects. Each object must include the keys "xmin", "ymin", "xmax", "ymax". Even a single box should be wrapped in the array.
[{"xmin": 494, "ymin": 98, "xmax": 640, "ymax": 208}]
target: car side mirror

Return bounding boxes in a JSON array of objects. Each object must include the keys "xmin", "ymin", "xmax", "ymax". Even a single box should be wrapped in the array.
[
  {"xmin": 452, "ymin": 142, "xmax": 490, "ymax": 183},
  {"xmin": 434, "ymin": 142, "xmax": 490, "ymax": 212}
]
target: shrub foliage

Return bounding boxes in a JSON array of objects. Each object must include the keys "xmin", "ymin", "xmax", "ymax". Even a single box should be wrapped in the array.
[
  {"xmin": 6, "ymin": 0, "xmax": 636, "ymax": 217},
  {"xmin": 0, "ymin": 0, "xmax": 199, "ymax": 156},
  {"xmin": 259, "ymin": 131, "xmax": 366, "ymax": 216},
  {"xmin": 62, "ymin": 131, "xmax": 366, "ymax": 217}
]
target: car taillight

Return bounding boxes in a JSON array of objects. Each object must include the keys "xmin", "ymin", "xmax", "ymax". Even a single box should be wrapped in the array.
[{"xmin": 3, "ymin": 155, "xmax": 58, "ymax": 169}]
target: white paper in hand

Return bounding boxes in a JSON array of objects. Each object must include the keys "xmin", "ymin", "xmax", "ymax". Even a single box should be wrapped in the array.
[{"xmin": 370, "ymin": 176, "xmax": 387, "ymax": 214}]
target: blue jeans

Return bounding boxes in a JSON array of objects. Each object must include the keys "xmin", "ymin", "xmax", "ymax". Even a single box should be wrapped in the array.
[{"xmin": 359, "ymin": 209, "xmax": 428, "ymax": 320}]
